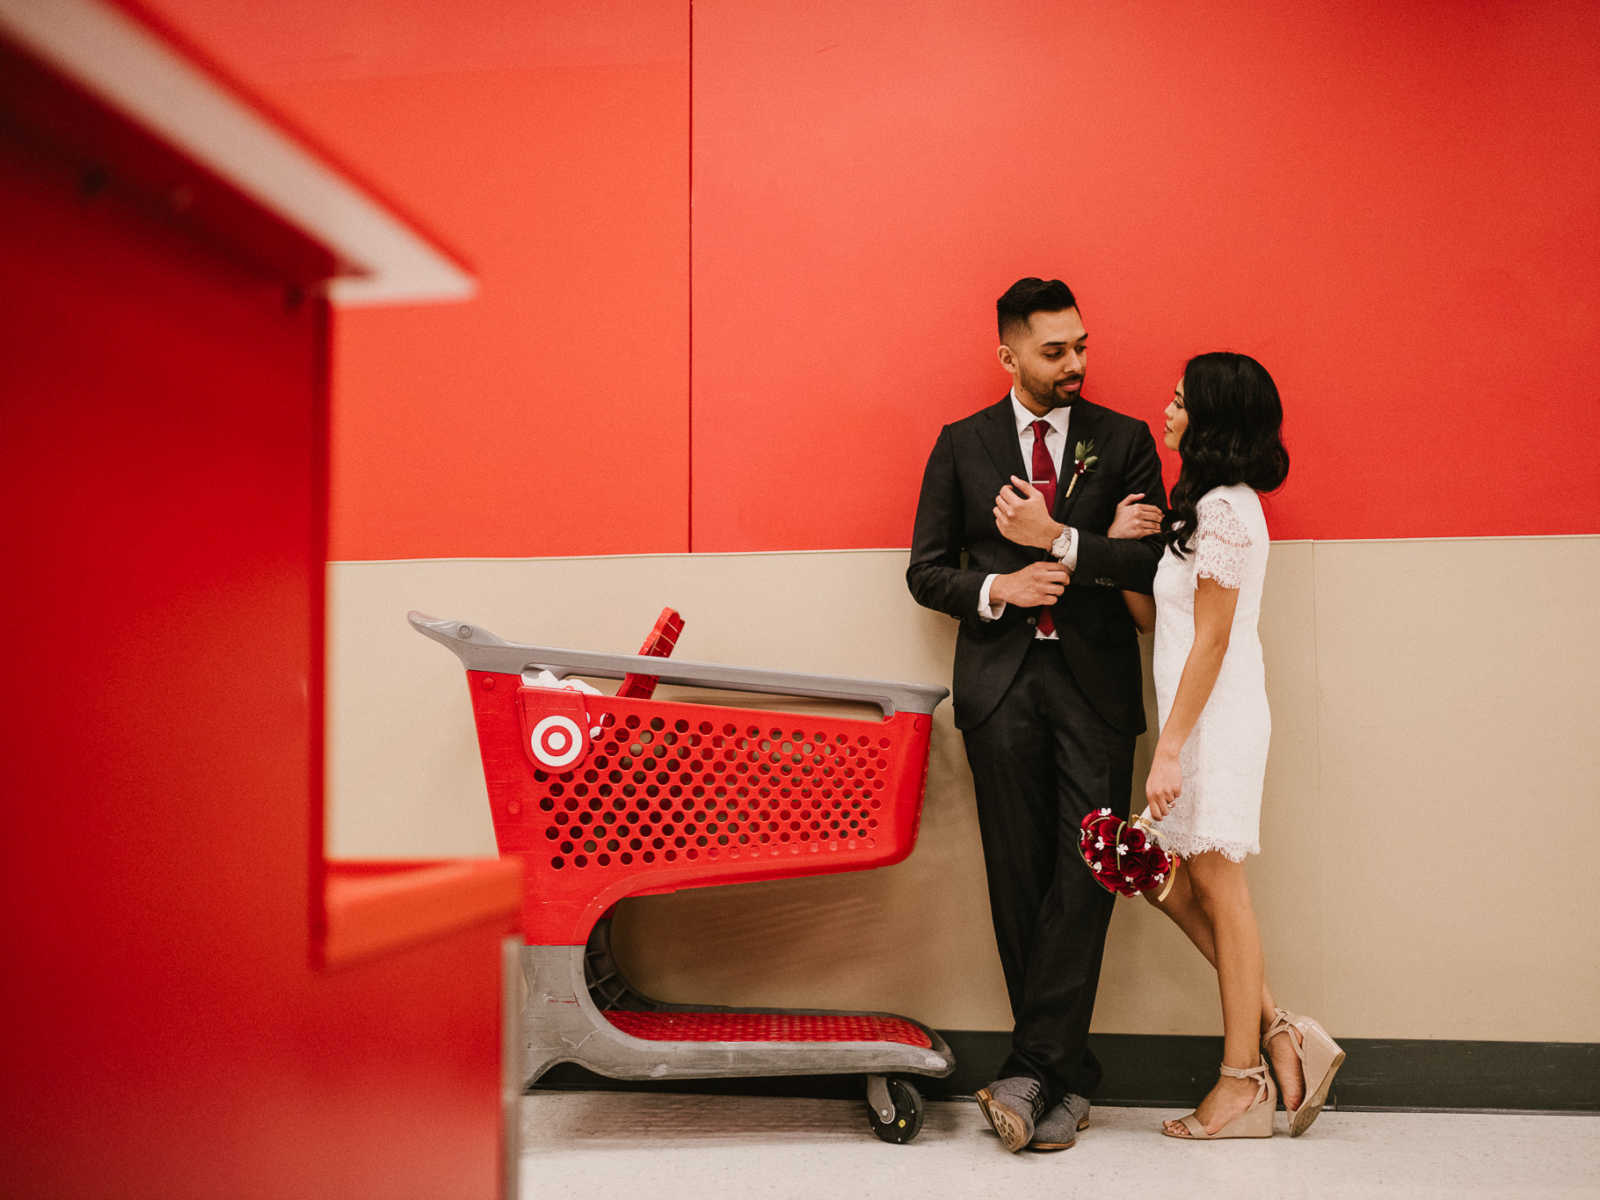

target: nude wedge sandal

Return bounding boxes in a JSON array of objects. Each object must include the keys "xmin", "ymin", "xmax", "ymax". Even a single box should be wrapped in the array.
[
  {"xmin": 1263, "ymin": 1009, "xmax": 1346, "ymax": 1137},
  {"xmin": 1162, "ymin": 1059, "xmax": 1276, "ymax": 1140}
]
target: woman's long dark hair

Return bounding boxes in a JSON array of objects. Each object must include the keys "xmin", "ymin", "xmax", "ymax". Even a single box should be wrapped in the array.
[{"xmin": 1163, "ymin": 352, "xmax": 1289, "ymax": 557}]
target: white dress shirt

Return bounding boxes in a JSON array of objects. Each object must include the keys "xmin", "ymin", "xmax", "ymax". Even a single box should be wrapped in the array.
[{"xmin": 977, "ymin": 390, "xmax": 1081, "ymax": 637}]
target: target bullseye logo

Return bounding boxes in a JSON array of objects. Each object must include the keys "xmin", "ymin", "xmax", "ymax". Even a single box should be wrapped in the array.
[{"xmin": 530, "ymin": 715, "xmax": 584, "ymax": 768}]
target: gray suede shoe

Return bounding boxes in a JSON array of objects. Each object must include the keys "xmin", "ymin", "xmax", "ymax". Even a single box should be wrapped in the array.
[
  {"xmin": 1026, "ymin": 1093, "xmax": 1091, "ymax": 1152},
  {"xmin": 974, "ymin": 1076, "xmax": 1048, "ymax": 1152}
]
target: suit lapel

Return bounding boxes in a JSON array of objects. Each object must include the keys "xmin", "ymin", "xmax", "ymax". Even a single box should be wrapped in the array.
[
  {"xmin": 1055, "ymin": 400, "xmax": 1106, "ymax": 523},
  {"xmin": 975, "ymin": 395, "xmax": 1026, "ymax": 483}
]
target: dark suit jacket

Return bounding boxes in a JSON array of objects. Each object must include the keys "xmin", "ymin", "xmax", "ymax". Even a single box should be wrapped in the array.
[{"xmin": 906, "ymin": 394, "xmax": 1167, "ymax": 734}]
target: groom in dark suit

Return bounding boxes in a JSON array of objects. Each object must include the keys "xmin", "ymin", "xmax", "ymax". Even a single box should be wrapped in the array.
[{"xmin": 907, "ymin": 278, "xmax": 1166, "ymax": 1152}]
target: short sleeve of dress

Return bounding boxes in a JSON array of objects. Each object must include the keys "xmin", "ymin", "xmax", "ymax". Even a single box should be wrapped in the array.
[{"xmin": 1194, "ymin": 493, "xmax": 1251, "ymax": 589}]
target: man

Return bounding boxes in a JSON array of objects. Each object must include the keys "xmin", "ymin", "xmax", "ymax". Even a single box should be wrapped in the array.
[{"xmin": 906, "ymin": 278, "xmax": 1166, "ymax": 1152}]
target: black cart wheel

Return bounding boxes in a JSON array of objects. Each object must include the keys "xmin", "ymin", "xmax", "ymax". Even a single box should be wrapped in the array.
[{"xmin": 865, "ymin": 1077, "xmax": 924, "ymax": 1144}]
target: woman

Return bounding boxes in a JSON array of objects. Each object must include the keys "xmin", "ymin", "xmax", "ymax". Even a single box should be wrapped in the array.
[{"xmin": 1114, "ymin": 352, "xmax": 1343, "ymax": 1140}]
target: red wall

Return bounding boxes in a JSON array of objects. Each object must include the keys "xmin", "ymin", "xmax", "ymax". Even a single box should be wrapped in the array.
[
  {"xmin": 692, "ymin": 0, "xmax": 1600, "ymax": 548},
  {"xmin": 0, "ymin": 88, "xmax": 506, "ymax": 1199},
  {"xmin": 138, "ymin": 0, "xmax": 1600, "ymax": 555}
]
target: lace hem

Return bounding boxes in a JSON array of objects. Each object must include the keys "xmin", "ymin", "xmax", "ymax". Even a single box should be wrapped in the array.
[{"xmin": 1153, "ymin": 830, "xmax": 1260, "ymax": 863}]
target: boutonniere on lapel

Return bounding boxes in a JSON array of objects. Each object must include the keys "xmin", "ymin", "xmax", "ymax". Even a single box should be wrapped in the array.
[{"xmin": 1063, "ymin": 439, "xmax": 1099, "ymax": 500}]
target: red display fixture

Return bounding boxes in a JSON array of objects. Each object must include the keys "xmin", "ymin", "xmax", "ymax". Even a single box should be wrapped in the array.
[{"xmin": 1, "ymin": 5, "xmax": 509, "ymax": 1195}]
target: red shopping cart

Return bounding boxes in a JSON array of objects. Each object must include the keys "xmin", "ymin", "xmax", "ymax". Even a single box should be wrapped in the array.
[{"xmin": 411, "ymin": 610, "xmax": 954, "ymax": 1142}]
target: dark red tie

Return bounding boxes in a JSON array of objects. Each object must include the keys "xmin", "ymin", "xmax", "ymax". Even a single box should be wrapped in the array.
[{"xmin": 1030, "ymin": 419, "xmax": 1057, "ymax": 635}]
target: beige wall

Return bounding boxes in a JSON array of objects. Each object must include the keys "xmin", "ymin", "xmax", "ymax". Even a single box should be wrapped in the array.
[{"xmin": 327, "ymin": 538, "xmax": 1600, "ymax": 1041}]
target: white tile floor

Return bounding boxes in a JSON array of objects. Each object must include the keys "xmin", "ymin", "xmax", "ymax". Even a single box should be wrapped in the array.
[{"xmin": 520, "ymin": 1092, "xmax": 1600, "ymax": 1200}]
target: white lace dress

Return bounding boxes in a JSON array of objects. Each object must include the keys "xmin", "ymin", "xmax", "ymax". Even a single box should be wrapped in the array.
[{"xmin": 1151, "ymin": 484, "xmax": 1270, "ymax": 862}]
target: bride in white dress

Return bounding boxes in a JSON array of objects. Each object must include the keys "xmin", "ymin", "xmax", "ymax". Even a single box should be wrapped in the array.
[{"xmin": 1115, "ymin": 353, "xmax": 1343, "ymax": 1141}]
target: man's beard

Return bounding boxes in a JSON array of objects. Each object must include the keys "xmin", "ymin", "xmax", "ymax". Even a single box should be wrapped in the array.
[{"xmin": 1025, "ymin": 374, "xmax": 1082, "ymax": 409}]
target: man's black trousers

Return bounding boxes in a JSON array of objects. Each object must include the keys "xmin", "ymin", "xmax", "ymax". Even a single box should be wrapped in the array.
[{"xmin": 962, "ymin": 639, "xmax": 1135, "ymax": 1106}]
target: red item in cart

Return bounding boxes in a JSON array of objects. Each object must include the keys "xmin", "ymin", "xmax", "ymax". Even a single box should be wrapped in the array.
[{"xmin": 616, "ymin": 607, "xmax": 684, "ymax": 699}]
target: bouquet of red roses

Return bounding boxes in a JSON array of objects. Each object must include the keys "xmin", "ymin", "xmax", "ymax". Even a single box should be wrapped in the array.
[{"xmin": 1077, "ymin": 807, "xmax": 1179, "ymax": 900}]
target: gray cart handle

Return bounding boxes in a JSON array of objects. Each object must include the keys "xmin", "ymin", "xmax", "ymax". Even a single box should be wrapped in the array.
[{"xmin": 409, "ymin": 612, "xmax": 948, "ymax": 718}]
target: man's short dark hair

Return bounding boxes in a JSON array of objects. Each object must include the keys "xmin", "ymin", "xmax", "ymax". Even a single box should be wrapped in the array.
[{"xmin": 996, "ymin": 277, "xmax": 1079, "ymax": 340}]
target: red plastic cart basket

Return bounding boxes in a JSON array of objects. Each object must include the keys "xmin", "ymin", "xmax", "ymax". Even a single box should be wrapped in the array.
[{"xmin": 412, "ymin": 611, "xmax": 954, "ymax": 1143}]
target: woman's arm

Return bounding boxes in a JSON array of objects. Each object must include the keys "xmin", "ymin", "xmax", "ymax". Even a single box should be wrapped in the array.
[
  {"xmin": 1071, "ymin": 427, "xmax": 1168, "ymax": 591},
  {"xmin": 1107, "ymin": 492, "xmax": 1163, "ymax": 632},
  {"xmin": 1122, "ymin": 591, "xmax": 1156, "ymax": 633},
  {"xmin": 1145, "ymin": 576, "xmax": 1239, "ymax": 819}
]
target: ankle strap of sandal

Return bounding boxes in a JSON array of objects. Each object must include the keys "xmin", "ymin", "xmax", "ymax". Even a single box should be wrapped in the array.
[
  {"xmin": 1219, "ymin": 1061, "xmax": 1268, "ymax": 1081},
  {"xmin": 1220, "ymin": 1058, "xmax": 1271, "ymax": 1104},
  {"xmin": 1262, "ymin": 1009, "xmax": 1294, "ymax": 1046}
]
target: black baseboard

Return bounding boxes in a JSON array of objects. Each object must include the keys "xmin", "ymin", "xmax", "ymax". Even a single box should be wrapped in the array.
[{"xmin": 535, "ymin": 1031, "xmax": 1600, "ymax": 1113}]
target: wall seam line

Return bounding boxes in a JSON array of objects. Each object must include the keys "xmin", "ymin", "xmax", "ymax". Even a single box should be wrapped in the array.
[
  {"xmin": 1309, "ymin": 538, "xmax": 1329, "ymax": 1013},
  {"xmin": 325, "ymin": 532, "xmax": 1600, "ymax": 568},
  {"xmin": 685, "ymin": 0, "xmax": 694, "ymax": 555}
]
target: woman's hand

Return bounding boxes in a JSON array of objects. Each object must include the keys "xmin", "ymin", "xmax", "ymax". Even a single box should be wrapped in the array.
[
  {"xmin": 1145, "ymin": 750, "xmax": 1182, "ymax": 820},
  {"xmin": 1108, "ymin": 493, "xmax": 1163, "ymax": 539}
]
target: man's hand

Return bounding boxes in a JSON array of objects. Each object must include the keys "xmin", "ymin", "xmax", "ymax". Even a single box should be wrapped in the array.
[
  {"xmin": 1108, "ymin": 493, "xmax": 1163, "ymax": 539},
  {"xmin": 1145, "ymin": 749, "xmax": 1182, "ymax": 820},
  {"xmin": 990, "ymin": 562, "xmax": 1070, "ymax": 608},
  {"xmin": 994, "ymin": 476, "xmax": 1064, "ymax": 549}
]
